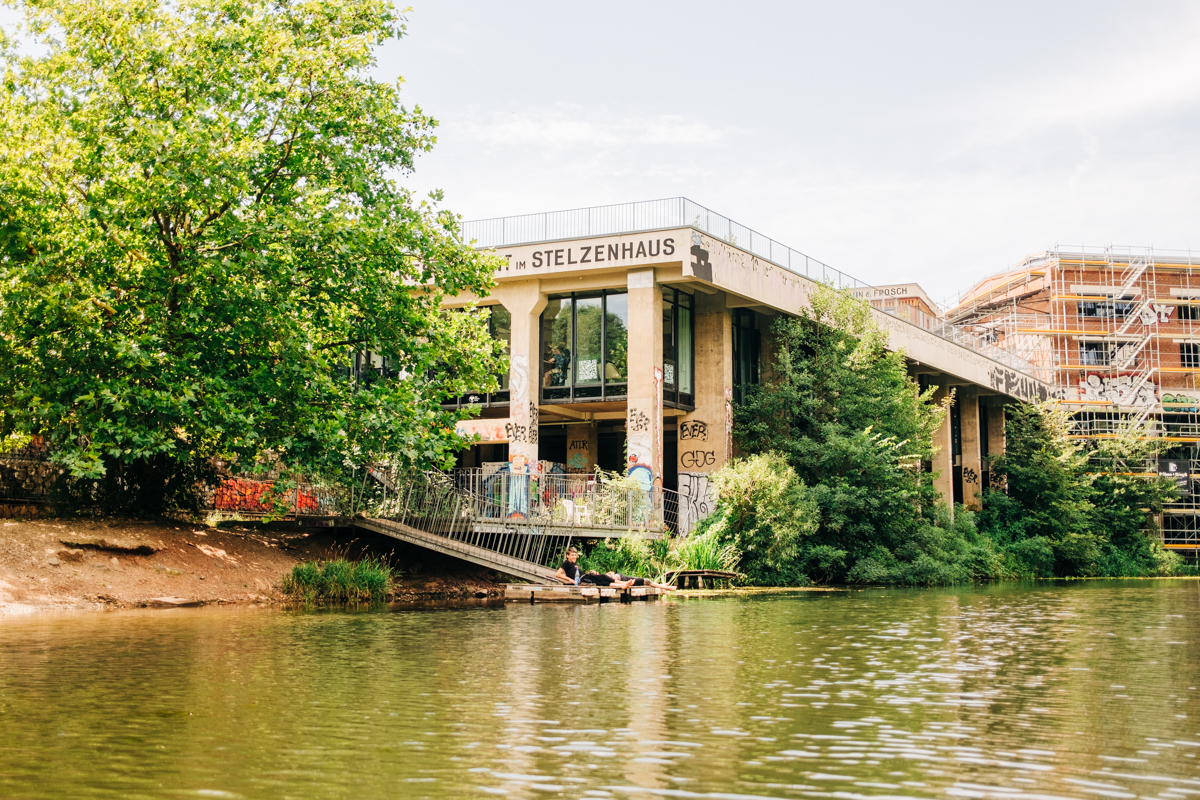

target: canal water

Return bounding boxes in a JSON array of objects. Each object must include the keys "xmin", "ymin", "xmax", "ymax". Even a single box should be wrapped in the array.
[{"xmin": 2, "ymin": 581, "xmax": 1200, "ymax": 799}]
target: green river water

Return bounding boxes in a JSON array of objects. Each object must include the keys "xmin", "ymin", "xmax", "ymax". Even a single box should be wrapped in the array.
[{"xmin": 2, "ymin": 581, "xmax": 1200, "ymax": 799}]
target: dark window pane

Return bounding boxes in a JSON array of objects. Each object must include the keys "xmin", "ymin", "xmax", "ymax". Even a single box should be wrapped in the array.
[
  {"xmin": 575, "ymin": 296, "xmax": 603, "ymax": 385},
  {"xmin": 541, "ymin": 297, "xmax": 573, "ymax": 397},
  {"xmin": 604, "ymin": 292, "xmax": 629, "ymax": 384}
]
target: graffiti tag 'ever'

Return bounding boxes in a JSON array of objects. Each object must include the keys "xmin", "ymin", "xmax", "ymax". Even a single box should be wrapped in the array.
[
  {"xmin": 679, "ymin": 420, "xmax": 708, "ymax": 441},
  {"xmin": 628, "ymin": 408, "xmax": 651, "ymax": 432}
]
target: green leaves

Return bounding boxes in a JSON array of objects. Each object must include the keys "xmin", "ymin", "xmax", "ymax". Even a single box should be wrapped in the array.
[{"xmin": 0, "ymin": 0, "xmax": 503, "ymax": 512}]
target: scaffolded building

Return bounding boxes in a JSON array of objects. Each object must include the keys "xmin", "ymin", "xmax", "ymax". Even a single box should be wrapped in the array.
[{"xmin": 946, "ymin": 246, "xmax": 1200, "ymax": 553}]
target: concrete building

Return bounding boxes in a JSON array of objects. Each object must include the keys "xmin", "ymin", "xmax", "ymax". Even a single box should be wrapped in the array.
[
  {"xmin": 442, "ymin": 198, "xmax": 1050, "ymax": 530},
  {"xmin": 946, "ymin": 245, "xmax": 1200, "ymax": 551}
]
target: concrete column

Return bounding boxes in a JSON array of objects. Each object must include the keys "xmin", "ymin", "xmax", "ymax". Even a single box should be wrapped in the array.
[
  {"xmin": 986, "ymin": 398, "xmax": 1007, "ymax": 491},
  {"xmin": 626, "ymin": 268, "xmax": 663, "ymax": 492},
  {"xmin": 959, "ymin": 386, "xmax": 983, "ymax": 511},
  {"xmin": 676, "ymin": 292, "xmax": 731, "ymax": 532},
  {"xmin": 566, "ymin": 422, "xmax": 598, "ymax": 474},
  {"xmin": 489, "ymin": 280, "xmax": 546, "ymax": 475},
  {"xmin": 931, "ymin": 384, "xmax": 955, "ymax": 517}
]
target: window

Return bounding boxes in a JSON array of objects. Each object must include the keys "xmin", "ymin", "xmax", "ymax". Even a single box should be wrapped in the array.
[
  {"xmin": 1079, "ymin": 301, "xmax": 1134, "ymax": 318},
  {"xmin": 1183, "ymin": 343, "xmax": 1200, "ymax": 369},
  {"xmin": 662, "ymin": 288, "xmax": 694, "ymax": 407},
  {"xmin": 1180, "ymin": 304, "xmax": 1200, "ymax": 321},
  {"xmin": 540, "ymin": 290, "xmax": 629, "ymax": 402},
  {"xmin": 732, "ymin": 309, "xmax": 760, "ymax": 403},
  {"xmin": 1080, "ymin": 341, "xmax": 1112, "ymax": 366},
  {"xmin": 443, "ymin": 304, "xmax": 511, "ymax": 407}
]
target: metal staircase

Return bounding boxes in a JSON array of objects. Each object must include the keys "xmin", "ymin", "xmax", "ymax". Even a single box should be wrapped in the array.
[{"xmin": 354, "ymin": 470, "xmax": 675, "ymax": 583}]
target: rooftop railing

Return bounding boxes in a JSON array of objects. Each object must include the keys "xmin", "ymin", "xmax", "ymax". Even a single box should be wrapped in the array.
[
  {"xmin": 463, "ymin": 197, "xmax": 1047, "ymax": 382},
  {"xmin": 463, "ymin": 197, "xmax": 867, "ymax": 291}
]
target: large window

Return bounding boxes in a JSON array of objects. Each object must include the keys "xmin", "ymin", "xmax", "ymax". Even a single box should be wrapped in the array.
[
  {"xmin": 732, "ymin": 309, "xmax": 760, "ymax": 403},
  {"xmin": 1079, "ymin": 301, "xmax": 1134, "ymax": 319},
  {"xmin": 1183, "ymin": 343, "xmax": 1200, "ymax": 369},
  {"xmin": 1180, "ymin": 304, "xmax": 1200, "ymax": 321},
  {"xmin": 662, "ymin": 288, "xmax": 694, "ymax": 407},
  {"xmin": 443, "ymin": 304, "xmax": 511, "ymax": 407},
  {"xmin": 541, "ymin": 291, "xmax": 629, "ymax": 401},
  {"xmin": 1080, "ymin": 341, "xmax": 1111, "ymax": 366}
]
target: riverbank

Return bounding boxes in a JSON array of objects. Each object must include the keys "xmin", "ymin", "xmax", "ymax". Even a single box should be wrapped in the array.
[{"xmin": 0, "ymin": 518, "xmax": 507, "ymax": 614}]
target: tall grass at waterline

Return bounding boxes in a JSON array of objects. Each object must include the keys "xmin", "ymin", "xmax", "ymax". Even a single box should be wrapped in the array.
[
  {"xmin": 673, "ymin": 528, "xmax": 741, "ymax": 573},
  {"xmin": 281, "ymin": 556, "xmax": 394, "ymax": 602}
]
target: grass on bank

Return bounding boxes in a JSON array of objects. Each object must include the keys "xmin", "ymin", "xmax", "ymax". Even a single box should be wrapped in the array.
[{"xmin": 281, "ymin": 556, "xmax": 395, "ymax": 602}]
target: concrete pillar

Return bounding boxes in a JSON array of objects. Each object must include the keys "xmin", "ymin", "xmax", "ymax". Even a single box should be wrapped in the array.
[
  {"xmin": 676, "ymin": 292, "xmax": 731, "ymax": 532},
  {"xmin": 489, "ymin": 280, "xmax": 546, "ymax": 475},
  {"xmin": 959, "ymin": 386, "xmax": 983, "ymax": 511},
  {"xmin": 931, "ymin": 385, "xmax": 955, "ymax": 517},
  {"xmin": 986, "ymin": 398, "xmax": 1006, "ymax": 491},
  {"xmin": 626, "ymin": 268, "xmax": 663, "ymax": 492},
  {"xmin": 566, "ymin": 422, "xmax": 598, "ymax": 474}
]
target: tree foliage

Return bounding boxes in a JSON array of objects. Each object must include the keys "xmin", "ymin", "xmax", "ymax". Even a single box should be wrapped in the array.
[
  {"xmin": 979, "ymin": 402, "xmax": 1181, "ymax": 577},
  {"xmin": 733, "ymin": 284, "xmax": 950, "ymax": 582},
  {"xmin": 0, "ymin": 0, "xmax": 504, "ymax": 512}
]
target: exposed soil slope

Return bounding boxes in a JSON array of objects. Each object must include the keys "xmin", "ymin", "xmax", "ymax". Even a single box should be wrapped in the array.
[{"xmin": 0, "ymin": 518, "xmax": 507, "ymax": 614}]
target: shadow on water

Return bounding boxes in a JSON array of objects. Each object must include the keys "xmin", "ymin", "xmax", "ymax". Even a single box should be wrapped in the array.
[{"xmin": 2, "ymin": 579, "xmax": 1200, "ymax": 799}]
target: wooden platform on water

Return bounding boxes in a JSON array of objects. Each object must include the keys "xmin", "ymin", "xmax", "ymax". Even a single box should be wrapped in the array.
[{"xmin": 504, "ymin": 583, "xmax": 668, "ymax": 604}]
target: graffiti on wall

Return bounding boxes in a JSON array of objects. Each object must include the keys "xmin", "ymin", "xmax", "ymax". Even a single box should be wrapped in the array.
[
  {"xmin": 1078, "ymin": 373, "xmax": 1156, "ymax": 407},
  {"xmin": 212, "ymin": 479, "xmax": 335, "ymax": 515},
  {"xmin": 679, "ymin": 417, "xmax": 716, "ymax": 470},
  {"xmin": 1162, "ymin": 392, "xmax": 1200, "ymax": 412},
  {"xmin": 678, "ymin": 471, "xmax": 714, "ymax": 535},
  {"xmin": 508, "ymin": 353, "xmax": 532, "ymax": 473},
  {"xmin": 654, "ymin": 366, "xmax": 663, "ymax": 486},
  {"xmin": 988, "ymin": 366, "xmax": 1053, "ymax": 402},
  {"xmin": 1140, "ymin": 304, "xmax": 1176, "ymax": 325},
  {"xmin": 455, "ymin": 418, "xmax": 509, "ymax": 443}
]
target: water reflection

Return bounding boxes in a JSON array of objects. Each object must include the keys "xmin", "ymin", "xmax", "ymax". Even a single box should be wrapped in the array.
[{"xmin": 1, "ymin": 582, "xmax": 1199, "ymax": 799}]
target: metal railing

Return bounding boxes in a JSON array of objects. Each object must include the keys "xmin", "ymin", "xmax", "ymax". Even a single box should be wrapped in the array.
[
  {"xmin": 463, "ymin": 197, "xmax": 864, "ymax": 289},
  {"xmin": 445, "ymin": 469, "xmax": 672, "ymax": 535},
  {"xmin": 463, "ymin": 197, "xmax": 1046, "ymax": 382}
]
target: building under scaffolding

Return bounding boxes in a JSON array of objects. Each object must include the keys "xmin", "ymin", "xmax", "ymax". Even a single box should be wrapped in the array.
[{"xmin": 947, "ymin": 246, "xmax": 1200, "ymax": 553}]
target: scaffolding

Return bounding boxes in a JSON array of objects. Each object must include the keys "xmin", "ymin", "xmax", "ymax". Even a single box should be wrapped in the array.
[{"xmin": 947, "ymin": 245, "xmax": 1200, "ymax": 550}]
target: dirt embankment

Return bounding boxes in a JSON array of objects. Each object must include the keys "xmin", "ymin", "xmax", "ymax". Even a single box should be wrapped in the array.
[{"xmin": 0, "ymin": 518, "xmax": 508, "ymax": 614}]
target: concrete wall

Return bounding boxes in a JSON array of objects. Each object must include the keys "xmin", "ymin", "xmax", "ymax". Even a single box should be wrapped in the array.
[{"xmin": 676, "ymin": 291, "xmax": 732, "ymax": 532}]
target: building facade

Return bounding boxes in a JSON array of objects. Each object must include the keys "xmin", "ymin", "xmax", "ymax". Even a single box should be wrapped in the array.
[
  {"xmin": 947, "ymin": 246, "xmax": 1200, "ymax": 550},
  {"xmin": 438, "ymin": 199, "xmax": 1050, "ymax": 530}
]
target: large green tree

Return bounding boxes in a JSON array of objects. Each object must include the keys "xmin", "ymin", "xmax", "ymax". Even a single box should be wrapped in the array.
[
  {"xmin": 734, "ymin": 285, "xmax": 955, "ymax": 582},
  {"xmin": 0, "ymin": 0, "xmax": 503, "ymax": 511}
]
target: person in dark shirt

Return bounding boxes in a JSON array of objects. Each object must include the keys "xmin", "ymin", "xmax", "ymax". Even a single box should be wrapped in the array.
[{"xmin": 555, "ymin": 547, "xmax": 632, "ymax": 589}]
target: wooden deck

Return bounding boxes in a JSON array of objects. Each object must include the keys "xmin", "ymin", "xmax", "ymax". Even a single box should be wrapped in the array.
[{"xmin": 504, "ymin": 583, "xmax": 669, "ymax": 604}]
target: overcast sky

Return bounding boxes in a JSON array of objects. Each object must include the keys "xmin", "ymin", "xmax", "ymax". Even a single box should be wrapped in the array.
[{"xmin": 383, "ymin": 1, "xmax": 1200, "ymax": 306}]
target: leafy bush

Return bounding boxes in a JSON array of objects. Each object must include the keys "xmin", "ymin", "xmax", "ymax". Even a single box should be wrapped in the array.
[
  {"xmin": 699, "ymin": 453, "xmax": 818, "ymax": 585},
  {"xmin": 578, "ymin": 531, "xmax": 656, "ymax": 577},
  {"xmin": 281, "ymin": 556, "xmax": 394, "ymax": 602}
]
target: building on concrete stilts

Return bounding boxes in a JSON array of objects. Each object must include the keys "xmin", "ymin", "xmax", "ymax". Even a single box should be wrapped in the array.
[{"xmin": 433, "ymin": 198, "xmax": 1051, "ymax": 534}]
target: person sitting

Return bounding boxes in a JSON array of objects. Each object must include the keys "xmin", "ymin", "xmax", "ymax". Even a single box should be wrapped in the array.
[
  {"xmin": 606, "ymin": 572, "xmax": 677, "ymax": 591},
  {"xmin": 556, "ymin": 548, "xmax": 633, "ymax": 589}
]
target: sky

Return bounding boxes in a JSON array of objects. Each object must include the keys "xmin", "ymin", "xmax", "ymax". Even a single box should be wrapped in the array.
[
  {"xmin": 4, "ymin": 2, "xmax": 1199, "ymax": 306},
  {"xmin": 380, "ymin": 0, "xmax": 1200, "ymax": 307}
]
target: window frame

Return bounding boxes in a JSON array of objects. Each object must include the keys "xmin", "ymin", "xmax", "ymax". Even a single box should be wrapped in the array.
[
  {"xmin": 540, "ymin": 289, "xmax": 631, "ymax": 403},
  {"xmin": 662, "ymin": 287, "xmax": 695, "ymax": 408}
]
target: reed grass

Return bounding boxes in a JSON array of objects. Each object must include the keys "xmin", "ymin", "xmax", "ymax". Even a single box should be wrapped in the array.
[{"xmin": 281, "ymin": 555, "xmax": 394, "ymax": 602}]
